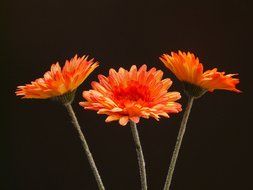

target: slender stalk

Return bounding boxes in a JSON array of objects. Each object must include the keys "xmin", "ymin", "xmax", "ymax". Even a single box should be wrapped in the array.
[
  {"xmin": 163, "ymin": 96, "xmax": 194, "ymax": 190},
  {"xmin": 130, "ymin": 121, "xmax": 147, "ymax": 190},
  {"xmin": 65, "ymin": 103, "xmax": 105, "ymax": 190}
]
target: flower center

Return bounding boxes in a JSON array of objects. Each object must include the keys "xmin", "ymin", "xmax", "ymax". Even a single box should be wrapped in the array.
[{"xmin": 113, "ymin": 81, "xmax": 151, "ymax": 106}]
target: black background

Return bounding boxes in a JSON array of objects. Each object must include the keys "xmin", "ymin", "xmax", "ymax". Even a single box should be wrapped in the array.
[{"xmin": 2, "ymin": 0, "xmax": 252, "ymax": 189}]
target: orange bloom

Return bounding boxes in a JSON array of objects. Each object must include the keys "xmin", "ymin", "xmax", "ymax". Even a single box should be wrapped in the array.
[
  {"xmin": 160, "ymin": 51, "xmax": 240, "ymax": 93},
  {"xmin": 16, "ymin": 55, "xmax": 98, "ymax": 99},
  {"xmin": 80, "ymin": 65, "xmax": 182, "ymax": 126}
]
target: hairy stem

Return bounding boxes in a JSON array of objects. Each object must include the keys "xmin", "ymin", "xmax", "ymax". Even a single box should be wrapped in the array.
[
  {"xmin": 65, "ymin": 103, "xmax": 105, "ymax": 190},
  {"xmin": 130, "ymin": 121, "xmax": 147, "ymax": 190},
  {"xmin": 163, "ymin": 96, "xmax": 194, "ymax": 190}
]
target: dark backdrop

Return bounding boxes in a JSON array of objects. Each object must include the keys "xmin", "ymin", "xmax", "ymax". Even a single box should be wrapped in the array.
[{"xmin": 2, "ymin": 0, "xmax": 252, "ymax": 189}]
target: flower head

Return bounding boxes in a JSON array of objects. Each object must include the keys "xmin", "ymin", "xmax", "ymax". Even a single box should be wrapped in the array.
[
  {"xmin": 160, "ymin": 51, "xmax": 240, "ymax": 97},
  {"xmin": 16, "ymin": 55, "xmax": 98, "ymax": 101},
  {"xmin": 80, "ymin": 65, "xmax": 182, "ymax": 126}
]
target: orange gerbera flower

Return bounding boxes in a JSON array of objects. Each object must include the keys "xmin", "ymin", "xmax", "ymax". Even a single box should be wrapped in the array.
[
  {"xmin": 160, "ymin": 51, "xmax": 240, "ymax": 97},
  {"xmin": 80, "ymin": 65, "xmax": 182, "ymax": 126},
  {"xmin": 16, "ymin": 55, "xmax": 98, "ymax": 100}
]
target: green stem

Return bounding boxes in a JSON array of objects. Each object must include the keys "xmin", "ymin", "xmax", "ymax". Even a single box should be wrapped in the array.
[
  {"xmin": 65, "ymin": 103, "xmax": 105, "ymax": 190},
  {"xmin": 163, "ymin": 96, "xmax": 194, "ymax": 190},
  {"xmin": 130, "ymin": 121, "xmax": 148, "ymax": 190}
]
